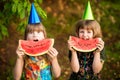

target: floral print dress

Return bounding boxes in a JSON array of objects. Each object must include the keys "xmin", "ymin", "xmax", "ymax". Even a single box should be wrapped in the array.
[
  {"xmin": 68, "ymin": 49, "xmax": 105, "ymax": 80},
  {"xmin": 24, "ymin": 55, "xmax": 52, "ymax": 80}
]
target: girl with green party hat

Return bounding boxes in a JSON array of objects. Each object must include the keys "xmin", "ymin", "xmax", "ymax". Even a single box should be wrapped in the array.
[{"xmin": 68, "ymin": 1, "xmax": 105, "ymax": 80}]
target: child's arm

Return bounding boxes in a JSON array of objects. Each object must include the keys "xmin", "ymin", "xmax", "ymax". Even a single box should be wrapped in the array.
[
  {"xmin": 92, "ymin": 38, "xmax": 104, "ymax": 74},
  {"xmin": 70, "ymin": 51, "xmax": 80, "ymax": 73},
  {"xmin": 68, "ymin": 40, "xmax": 80, "ymax": 73},
  {"xmin": 92, "ymin": 51, "xmax": 104, "ymax": 74},
  {"xmin": 47, "ymin": 47, "xmax": 61, "ymax": 78},
  {"xmin": 13, "ymin": 47, "xmax": 24, "ymax": 80}
]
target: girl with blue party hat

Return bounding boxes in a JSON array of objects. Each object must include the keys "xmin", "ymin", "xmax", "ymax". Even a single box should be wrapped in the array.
[{"xmin": 13, "ymin": 3, "xmax": 61, "ymax": 80}]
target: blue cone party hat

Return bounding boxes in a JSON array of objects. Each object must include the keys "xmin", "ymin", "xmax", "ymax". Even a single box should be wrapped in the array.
[
  {"xmin": 28, "ymin": 3, "xmax": 41, "ymax": 24},
  {"xmin": 82, "ymin": 1, "xmax": 94, "ymax": 20}
]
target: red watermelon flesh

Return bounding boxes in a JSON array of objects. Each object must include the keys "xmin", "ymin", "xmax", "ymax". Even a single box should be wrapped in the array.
[
  {"xmin": 69, "ymin": 36, "xmax": 99, "ymax": 52},
  {"xmin": 19, "ymin": 39, "xmax": 54, "ymax": 56}
]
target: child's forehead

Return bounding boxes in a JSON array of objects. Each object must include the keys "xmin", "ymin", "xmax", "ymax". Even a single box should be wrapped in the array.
[
  {"xmin": 79, "ymin": 26, "xmax": 93, "ymax": 30},
  {"xmin": 28, "ymin": 29, "xmax": 43, "ymax": 32},
  {"xmin": 79, "ymin": 29, "xmax": 93, "ymax": 32},
  {"xmin": 28, "ymin": 26, "xmax": 43, "ymax": 31}
]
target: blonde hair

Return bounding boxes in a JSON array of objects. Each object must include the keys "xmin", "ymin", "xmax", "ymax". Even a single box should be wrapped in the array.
[
  {"xmin": 75, "ymin": 20, "xmax": 102, "ymax": 38},
  {"xmin": 24, "ymin": 23, "xmax": 47, "ymax": 40}
]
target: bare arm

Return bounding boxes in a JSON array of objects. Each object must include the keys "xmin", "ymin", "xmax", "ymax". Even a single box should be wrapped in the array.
[
  {"xmin": 13, "ymin": 58, "xmax": 24, "ymax": 80},
  {"xmin": 48, "ymin": 47, "xmax": 61, "ymax": 78},
  {"xmin": 70, "ymin": 51, "xmax": 80, "ymax": 73},
  {"xmin": 92, "ymin": 38, "xmax": 104, "ymax": 74},
  {"xmin": 51, "ymin": 57, "xmax": 61, "ymax": 78},
  {"xmin": 13, "ymin": 47, "xmax": 24, "ymax": 80},
  {"xmin": 68, "ymin": 40, "xmax": 79, "ymax": 73},
  {"xmin": 92, "ymin": 51, "xmax": 104, "ymax": 74}
]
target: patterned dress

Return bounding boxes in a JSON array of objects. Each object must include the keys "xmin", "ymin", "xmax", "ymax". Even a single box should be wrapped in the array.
[
  {"xmin": 24, "ymin": 55, "xmax": 52, "ymax": 80},
  {"xmin": 68, "ymin": 49, "xmax": 105, "ymax": 80}
]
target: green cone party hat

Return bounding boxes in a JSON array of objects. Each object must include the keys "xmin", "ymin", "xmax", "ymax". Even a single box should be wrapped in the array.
[{"xmin": 82, "ymin": 1, "xmax": 94, "ymax": 20}]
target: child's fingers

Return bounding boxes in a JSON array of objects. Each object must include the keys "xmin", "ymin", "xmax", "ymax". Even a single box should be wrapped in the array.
[
  {"xmin": 47, "ymin": 52, "xmax": 53, "ymax": 58},
  {"xmin": 97, "ymin": 40, "xmax": 104, "ymax": 51},
  {"xmin": 48, "ymin": 47, "xmax": 58, "ymax": 57},
  {"xmin": 16, "ymin": 47, "xmax": 25, "ymax": 56},
  {"xmin": 47, "ymin": 52, "xmax": 56, "ymax": 60},
  {"xmin": 68, "ymin": 40, "xmax": 77, "ymax": 52},
  {"xmin": 68, "ymin": 40, "xmax": 75, "ymax": 46},
  {"xmin": 68, "ymin": 40, "xmax": 73, "ymax": 48}
]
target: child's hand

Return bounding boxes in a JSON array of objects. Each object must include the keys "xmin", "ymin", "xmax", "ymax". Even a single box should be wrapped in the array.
[
  {"xmin": 16, "ymin": 47, "xmax": 25, "ymax": 59},
  {"xmin": 47, "ymin": 47, "xmax": 58, "ymax": 61},
  {"xmin": 96, "ymin": 38, "xmax": 104, "ymax": 52},
  {"xmin": 68, "ymin": 40, "xmax": 76, "ymax": 53}
]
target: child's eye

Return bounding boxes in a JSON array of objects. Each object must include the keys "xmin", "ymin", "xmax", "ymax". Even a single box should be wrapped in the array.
[
  {"xmin": 28, "ymin": 30, "xmax": 34, "ymax": 33},
  {"xmin": 28, "ymin": 31, "xmax": 32, "ymax": 34},
  {"xmin": 87, "ymin": 30, "xmax": 92, "ymax": 33},
  {"xmin": 88, "ymin": 31, "xmax": 91, "ymax": 33},
  {"xmin": 79, "ymin": 31, "xmax": 84, "ymax": 33},
  {"xmin": 38, "ymin": 31, "xmax": 41, "ymax": 33}
]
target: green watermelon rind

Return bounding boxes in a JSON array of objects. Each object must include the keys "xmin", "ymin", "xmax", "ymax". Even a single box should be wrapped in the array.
[
  {"xmin": 69, "ymin": 36, "xmax": 98, "ymax": 52},
  {"xmin": 19, "ymin": 39, "xmax": 54, "ymax": 56}
]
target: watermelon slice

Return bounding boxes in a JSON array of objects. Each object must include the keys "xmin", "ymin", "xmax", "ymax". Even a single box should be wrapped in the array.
[
  {"xmin": 69, "ymin": 36, "xmax": 99, "ymax": 52},
  {"xmin": 19, "ymin": 39, "xmax": 54, "ymax": 56}
]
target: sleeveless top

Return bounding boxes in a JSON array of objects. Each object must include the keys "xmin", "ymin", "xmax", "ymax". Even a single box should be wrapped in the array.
[
  {"xmin": 68, "ymin": 49, "xmax": 105, "ymax": 80},
  {"xmin": 24, "ymin": 55, "xmax": 52, "ymax": 80}
]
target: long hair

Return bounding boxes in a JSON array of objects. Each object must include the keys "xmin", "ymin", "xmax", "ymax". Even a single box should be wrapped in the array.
[
  {"xmin": 24, "ymin": 23, "xmax": 47, "ymax": 40},
  {"xmin": 75, "ymin": 20, "xmax": 102, "ymax": 38}
]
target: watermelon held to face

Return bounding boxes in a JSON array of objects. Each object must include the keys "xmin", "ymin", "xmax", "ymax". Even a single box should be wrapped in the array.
[
  {"xmin": 19, "ymin": 39, "xmax": 54, "ymax": 56},
  {"xmin": 69, "ymin": 36, "xmax": 99, "ymax": 52}
]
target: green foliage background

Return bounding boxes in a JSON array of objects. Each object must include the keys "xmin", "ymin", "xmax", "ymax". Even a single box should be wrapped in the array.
[
  {"xmin": 0, "ymin": 0, "xmax": 120, "ymax": 80},
  {"xmin": 0, "ymin": 0, "xmax": 46, "ymax": 40}
]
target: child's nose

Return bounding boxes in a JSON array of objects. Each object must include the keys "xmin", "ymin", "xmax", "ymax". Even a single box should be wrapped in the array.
[
  {"xmin": 33, "ymin": 32, "xmax": 37, "ymax": 36},
  {"xmin": 83, "ymin": 32, "xmax": 87, "ymax": 37},
  {"xmin": 83, "ymin": 33, "xmax": 88, "ymax": 39}
]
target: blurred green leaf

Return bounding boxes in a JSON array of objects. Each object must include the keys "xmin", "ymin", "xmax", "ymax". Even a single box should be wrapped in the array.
[
  {"xmin": 34, "ymin": 3, "xmax": 47, "ymax": 20},
  {"xmin": 1, "ymin": 26, "xmax": 8, "ymax": 36},
  {"xmin": 20, "ymin": 9, "xmax": 25, "ymax": 19},
  {"xmin": 12, "ymin": 4, "xmax": 17, "ymax": 13},
  {"xmin": 37, "ymin": 0, "xmax": 43, "ymax": 3},
  {"xmin": 17, "ymin": 3, "xmax": 23, "ymax": 14}
]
